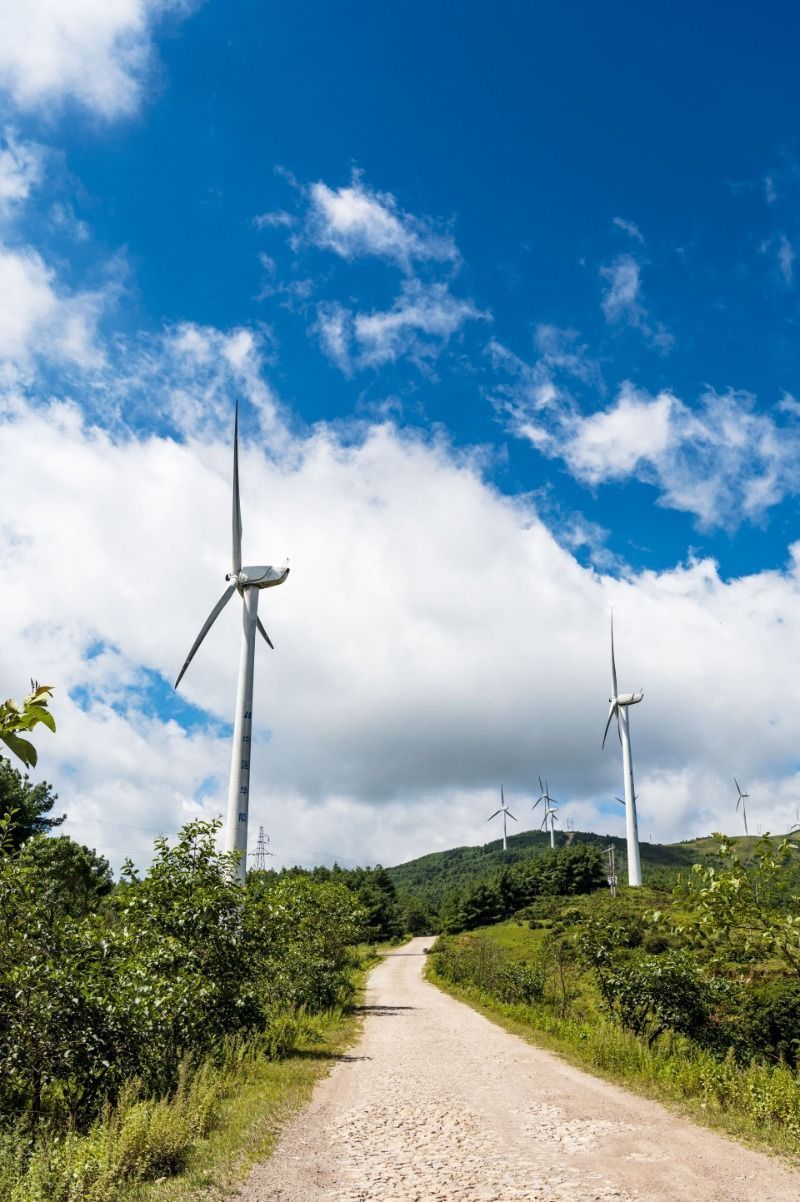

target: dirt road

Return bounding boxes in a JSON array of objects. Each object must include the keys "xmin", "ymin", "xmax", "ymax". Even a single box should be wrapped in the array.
[{"xmin": 237, "ymin": 937, "xmax": 800, "ymax": 1201}]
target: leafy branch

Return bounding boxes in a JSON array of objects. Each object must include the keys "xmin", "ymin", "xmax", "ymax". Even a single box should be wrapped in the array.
[{"xmin": 0, "ymin": 683, "xmax": 56, "ymax": 768}]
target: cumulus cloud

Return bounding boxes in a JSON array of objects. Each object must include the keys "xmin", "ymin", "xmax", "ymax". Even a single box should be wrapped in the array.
[
  {"xmin": 5, "ymin": 378, "xmax": 800, "ymax": 873},
  {"xmin": 315, "ymin": 280, "xmax": 485, "ymax": 374},
  {"xmin": 0, "ymin": 0, "xmax": 196, "ymax": 119},
  {"xmin": 600, "ymin": 254, "xmax": 673, "ymax": 351},
  {"xmin": 305, "ymin": 175, "xmax": 459, "ymax": 272}
]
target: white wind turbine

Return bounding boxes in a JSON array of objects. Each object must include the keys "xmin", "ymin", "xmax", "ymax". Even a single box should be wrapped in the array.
[
  {"xmin": 602, "ymin": 614, "xmax": 643, "ymax": 887},
  {"xmin": 175, "ymin": 404, "xmax": 289, "ymax": 882},
  {"xmin": 734, "ymin": 777, "xmax": 749, "ymax": 836},
  {"xmin": 488, "ymin": 786, "xmax": 517, "ymax": 852},
  {"xmin": 533, "ymin": 776, "xmax": 559, "ymax": 849}
]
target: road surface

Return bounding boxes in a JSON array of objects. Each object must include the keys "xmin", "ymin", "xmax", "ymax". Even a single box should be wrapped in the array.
[{"xmin": 236, "ymin": 936, "xmax": 800, "ymax": 1201}]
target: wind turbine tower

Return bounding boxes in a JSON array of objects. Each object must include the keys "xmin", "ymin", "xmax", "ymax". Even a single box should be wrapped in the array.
[
  {"xmin": 488, "ymin": 786, "xmax": 517, "ymax": 852},
  {"xmin": 602, "ymin": 614, "xmax": 644, "ymax": 887},
  {"xmin": 734, "ymin": 778, "xmax": 749, "ymax": 836},
  {"xmin": 533, "ymin": 776, "xmax": 559, "ymax": 848},
  {"xmin": 175, "ymin": 404, "xmax": 289, "ymax": 882}
]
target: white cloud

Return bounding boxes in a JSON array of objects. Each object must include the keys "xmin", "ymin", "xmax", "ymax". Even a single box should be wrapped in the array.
[
  {"xmin": 0, "ymin": 245, "xmax": 106, "ymax": 367},
  {"xmin": 0, "ymin": 0, "xmax": 196, "ymax": 119},
  {"xmin": 778, "ymin": 233, "xmax": 795, "ymax": 285},
  {"xmin": 316, "ymin": 280, "xmax": 485, "ymax": 373},
  {"xmin": 612, "ymin": 216, "xmax": 645, "ymax": 244},
  {"xmin": 114, "ymin": 321, "xmax": 285, "ymax": 445},
  {"xmin": 6, "ymin": 388, "xmax": 800, "ymax": 874},
  {"xmin": 601, "ymin": 254, "xmax": 641, "ymax": 322},
  {"xmin": 494, "ymin": 338, "xmax": 800, "ymax": 532},
  {"xmin": 564, "ymin": 386, "xmax": 676, "ymax": 482},
  {"xmin": 315, "ymin": 302, "xmax": 353, "ymax": 375},
  {"xmin": 0, "ymin": 129, "xmax": 44, "ymax": 207},
  {"xmin": 600, "ymin": 254, "xmax": 673, "ymax": 351},
  {"xmin": 253, "ymin": 210, "xmax": 295, "ymax": 230},
  {"xmin": 559, "ymin": 384, "xmax": 797, "ymax": 531},
  {"xmin": 305, "ymin": 176, "xmax": 459, "ymax": 272}
]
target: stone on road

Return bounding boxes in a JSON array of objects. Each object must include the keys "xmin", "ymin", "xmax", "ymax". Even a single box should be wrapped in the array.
[{"xmin": 236, "ymin": 936, "xmax": 800, "ymax": 1201}]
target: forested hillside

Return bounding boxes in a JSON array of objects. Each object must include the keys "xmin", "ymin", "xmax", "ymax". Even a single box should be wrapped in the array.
[{"xmin": 386, "ymin": 827, "xmax": 800, "ymax": 932}]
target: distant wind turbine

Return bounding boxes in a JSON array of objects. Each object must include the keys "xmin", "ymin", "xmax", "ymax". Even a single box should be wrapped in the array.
[
  {"xmin": 174, "ymin": 404, "xmax": 289, "ymax": 882},
  {"xmin": 488, "ymin": 785, "xmax": 517, "ymax": 852},
  {"xmin": 602, "ymin": 614, "xmax": 643, "ymax": 887},
  {"xmin": 533, "ymin": 776, "xmax": 559, "ymax": 849},
  {"xmin": 734, "ymin": 777, "xmax": 749, "ymax": 836}
]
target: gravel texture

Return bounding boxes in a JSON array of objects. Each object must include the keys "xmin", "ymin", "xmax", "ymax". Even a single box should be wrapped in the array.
[{"xmin": 234, "ymin": 937, "xmax": 800, "ymax": 1201}]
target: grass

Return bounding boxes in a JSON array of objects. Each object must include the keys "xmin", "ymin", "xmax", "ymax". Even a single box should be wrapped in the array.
[
  {"xmin": 426, "ymin": 927, "xmax": 800, "ymax": 1163},
  {"xmin": 132, "ymin": 947, "xmax": 382, "ymax": 1202},
  {"xmin": 131, "ymin": 1009, "xmax": 359, "ymax": 1202}
]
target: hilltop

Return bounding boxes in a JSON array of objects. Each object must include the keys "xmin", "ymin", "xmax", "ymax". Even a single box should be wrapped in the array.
[{"xmin": 385, "ymin": 827, "xmax": 799, "ymax": 911}]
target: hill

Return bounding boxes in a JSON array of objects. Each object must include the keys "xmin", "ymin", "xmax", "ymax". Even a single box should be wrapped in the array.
[{"xmin": 386, "ymin": 828, "xmax": 799, "ymax": 912}]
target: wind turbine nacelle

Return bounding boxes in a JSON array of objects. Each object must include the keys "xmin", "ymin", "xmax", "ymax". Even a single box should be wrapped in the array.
[
  {"xmin": 229, "ymin": 565, "xmax": 290, "ymax": 589},
  {"xmin": 616, "ymin": 691, "xmax": 643, "ymax": 706}
]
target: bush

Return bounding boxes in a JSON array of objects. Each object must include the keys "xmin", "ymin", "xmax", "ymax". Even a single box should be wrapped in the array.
[
  {"xmin": 596, "ymin": 950, "xmax": 711, "ymax": 1045},
  {"xmin": 734, "ymin": 978, "xmax": 800, "ymax": 1067}
]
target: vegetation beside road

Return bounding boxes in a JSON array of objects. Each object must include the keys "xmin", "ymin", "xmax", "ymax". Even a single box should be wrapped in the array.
[
  {"xmin": 0, "ymin": 758, "xmax": 404, "ymax": 1202},
  {"xmin": 427, "ymin": 837, "xmax": 800, "ymax": 1157}
]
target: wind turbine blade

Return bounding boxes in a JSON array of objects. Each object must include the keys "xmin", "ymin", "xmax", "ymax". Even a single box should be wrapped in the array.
[
  {"xmin": 610, "ymin": 611, "xmax": 618, "ymax": 698},
  {"xmin": 600, "ymin": 701, "xmax": 612, "ymax": 745},
  {"xmin": 488, "ymin": 810, "xmax": 502, "ymax": 821},
  {"xmin": 256, "ymin": 616, "xmax": 274, "ymax": 650},
  {"xmin": 532, "ymin": 796, "xmax": 542, "ymax": 810},
  {"xmin": 507, "ymin": 810, "xmax": 518, "ymax": 822},
  {"xmin": 232, "ymin": 403, "xmax": 243, "ymax": 574},
  {"xmin": 538, "ymin": 775, "xmax": 545, "ymax": 796},
  {"xmin": 501, "ymin": 784, "xmax": 505, "ymax": 806},
  {"xmin": 175, "ymin": 584, "xmax": 236, "ymax": 688},
  {"xmin": 734, "ymin": 776, "xmax": 741, "ymax": 796}
]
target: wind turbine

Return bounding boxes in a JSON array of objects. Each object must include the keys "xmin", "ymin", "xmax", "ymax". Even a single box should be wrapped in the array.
[
  {"xmin": 602, "ymin": 614, "xmax": 643, "ymax": 887},
  {"xmin": 533, "ymin": 776, "xmax": 559, "ymax": 849},
  {"xmin": 175, "ymin": 404, "xmax": 289, "ymax": 882},
  {"xmin": 734, "ymin": 778, "xmax": 749, "ymax": 836},
  {"xmin": 488, "ymin": 786, "xmax": 517, "ymax": 852}
]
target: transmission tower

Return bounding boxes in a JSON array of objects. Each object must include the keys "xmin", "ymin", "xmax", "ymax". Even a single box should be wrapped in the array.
[{"xmin": 251, "ymin": 826, "xmax": 274, "ymax": 873}]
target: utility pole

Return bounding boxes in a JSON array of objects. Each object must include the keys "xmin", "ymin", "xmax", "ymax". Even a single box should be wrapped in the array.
[
  {"xmin": 251, "ymin": 826, "xmax": 274, "ymax": 873},
  {"xmin": 605, "ymin": 845, "xmax": 617, "ymax": 898}
]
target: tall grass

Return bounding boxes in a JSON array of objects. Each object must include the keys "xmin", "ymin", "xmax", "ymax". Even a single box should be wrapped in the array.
[{"xmin": 0, "ymin": 1013, "xmax": 328, "ymax": 1202}]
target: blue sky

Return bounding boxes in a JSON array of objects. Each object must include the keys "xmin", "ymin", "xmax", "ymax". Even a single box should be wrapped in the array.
[
  {"xmin": 3, "ymin": 1, "xmax": 800, "ymax": 868},
  {"xmin": 11, "ymin": 1, "xmax": 800, "ymax": 571}
]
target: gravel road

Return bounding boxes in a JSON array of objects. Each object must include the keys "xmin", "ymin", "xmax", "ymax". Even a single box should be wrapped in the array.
[{"xmin": 236, "ymin": 937, "xmax": 800, "ymax": 1201}]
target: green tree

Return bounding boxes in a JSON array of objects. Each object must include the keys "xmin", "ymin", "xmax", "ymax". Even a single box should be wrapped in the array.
[
  {"xmin": 356, "ymin": 867, "xmax": 402, "ymax": 941},
  {"xmin": 17, "ymin": 835, "xmax": 112, "ymax": 920},
  {"xmin": 400, "ymin": 894, "xmax": 432, "ymax": 935},
  {"xmin": 0, "ymin": 760, "xmax": 65, "ymax": 850},
  {"xmin": 675, "ymin": 834, "xmax": 800, "ymax": 975},
  {"xmin": 459, "ymin": 881, "xmax": 503, "ymax": 930}
]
